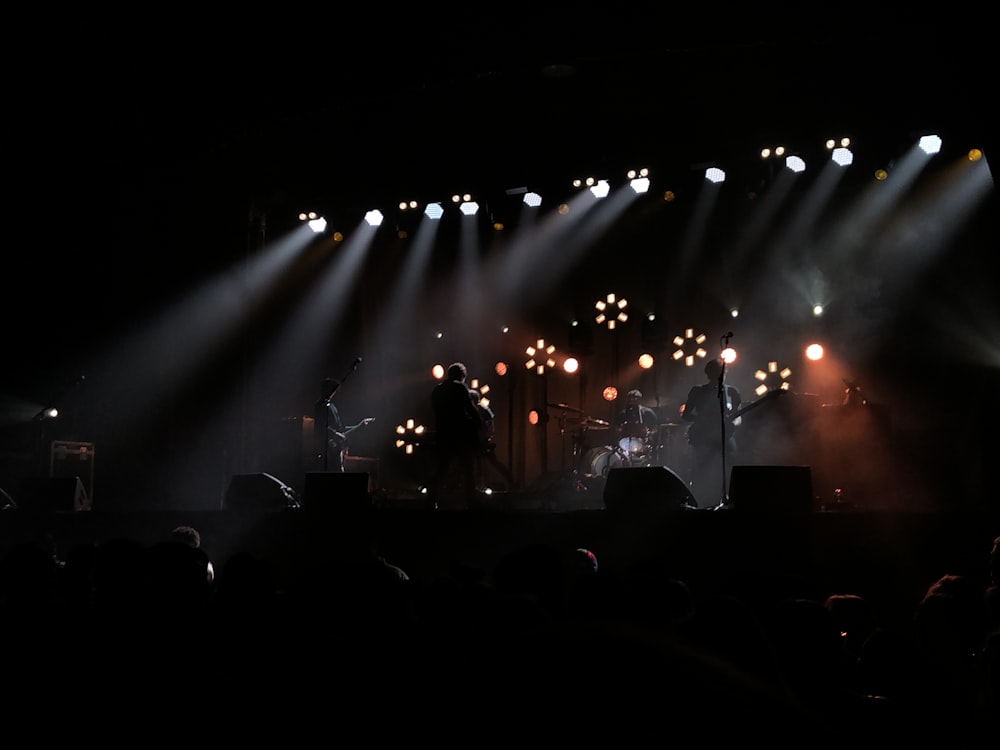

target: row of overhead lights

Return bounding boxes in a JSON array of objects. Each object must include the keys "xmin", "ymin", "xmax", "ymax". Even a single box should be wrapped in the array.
[{"xmin": 299, "ymin": 133, "xmax": 957, "ymax": 235}]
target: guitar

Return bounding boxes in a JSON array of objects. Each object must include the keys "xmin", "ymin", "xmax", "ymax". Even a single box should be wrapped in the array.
[
  {"xmin": 687, "ymin": 389, "xmax": 784, "ymax": 444},
  {"xmin": 328, "ymin": 417, "xmax": 376, "ymax": 450}
]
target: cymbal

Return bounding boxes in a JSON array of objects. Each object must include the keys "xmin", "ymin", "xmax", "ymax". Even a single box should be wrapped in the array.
[
  {"xmin": 547, "ymin": 402, "xmax": 583, "ymax": 413},
  {"xmin": 568, "ymin": 417, "xmax": 610, "ymax": 429}
]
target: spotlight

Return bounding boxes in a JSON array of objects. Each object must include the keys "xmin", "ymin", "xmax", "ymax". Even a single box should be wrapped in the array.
[
  {"xmin": 785, "ymin": 155, "xmax": 806, "ymax": 173},
  {"xmin": 831, "ymin": 147, "xmax": 853, "ymax": 167},
  {"xmin": 918, "ymin": 134, "xmax": 942, "ymax": 155},
  {"xmin": 705, "ymin": 167, "xmax": 726, "ymax": 184}
]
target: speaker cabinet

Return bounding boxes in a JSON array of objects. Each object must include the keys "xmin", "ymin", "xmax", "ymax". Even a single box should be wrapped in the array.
[
  {"xmin": 17, "ymin": 476, "xmax": 90, "ymax": 513},
  {"xmin": 603, "ymin": 466, "xmax": 697, "ymax": 511},
  {"xmin": 728, "ymin": 465, "xmax": 813, "ymax": 514},
  {"xmin": 224, "ymin": 473, "xmax": 297, "ymax": 510},
  {"xmin": 301, "ymin": 471, "xmax": 371, "ymax": 512}
]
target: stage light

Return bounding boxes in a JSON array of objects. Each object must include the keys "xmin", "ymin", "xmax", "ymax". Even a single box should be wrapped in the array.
[
  {"xmin": 595, "ymin": 293, "xmax": 628, "ymax": 329},
  {"xmin": 298, "ymin": 211, "xmax": 327, "ymax": 233},
  {"xmin": 424, "ymin": 202, "xmax": 444, "ymax": 220},
  {"xmin": 672, "ymin": 327, "xmax": 708, "ymax": 366},
  {"xmin": 364, "ymin": 209, "xmax": 384, "ymax": 227},
  {"xmin": 918, "ymin": 134, "xmax": 942, "ymax": 155},
  {"xmin": 705, "ymin": 167, "xmax": 726, "ymax": 183},
  {"xmin": 395, "ymin": 418, "xmax": 425, "ymax": 455},
  {"xmin": 831, "ymin": 147, "xmax": 853, "ymax": 167},
  {"xmin": 627, "ymin": 167, "xmax": 650, "ymax": 194},
  {"xmin": 785, "ymin": 155, "xmax": 806, "ymax": 173}
]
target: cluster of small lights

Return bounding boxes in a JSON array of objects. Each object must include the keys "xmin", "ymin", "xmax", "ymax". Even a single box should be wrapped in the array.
[
  {"xmin": 450, "ymin": 193, "xmax": 480, "ymax": 216},
  {"xmin": 395, "ymin": 418, "xmax": 425, "ymax": 454},
  {"xmin": 753, "ymin": 361, "xmax": 793, "ymax": 397},
  {"xmin": 759, "ymin": 145, "xmax": 805, "ymax": 173},
  {"xmin": 825, "ymin": 137, "xmax": 854, "ymax": 167},
  {"xmin": 627, "ymin": 167, "xmax": 650, "ymax": 194},
  {"xmin": 673, "ymin": 328, "xmax": 708, "ymax": 366},
  {"xmin": 298, "ymin": 211, "xmax": 327, "ymax": 234},
  {"xmin": 595, "ymin": 293, "xmax": 628, "ymax": 329},
  {"xmin": 468, "ymin": 379, "xmax": 491, "ymax": 408},
  {"xmin": 525, "ymin": 339, "xmax": 556, "ymax": 374},
  {"xmin": 573, "ymin": 176, "xmax": 611, "ymax": 198}
]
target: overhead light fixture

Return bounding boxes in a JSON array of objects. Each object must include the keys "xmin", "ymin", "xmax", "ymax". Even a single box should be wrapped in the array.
[
  {"xmin": 705, "ymin": 167, "xmax": 726, "ymax": 184},
  {"xmin": 627, "ymin": 167, "xmax": 650, "ymax": 194},
  {"xmin": 298, "ymin": 211, "xmax": 327, "ymax": 233},
  {"xmin": 785, "ymin": 155, "xmax": 806, "ymax": 173},
  {"xmin": 831, "ymin": 147, "xmax": 853, "ymax": 167},
  {"xmin": 918, "ymin": 134, "xmax": 942, "ymax": 155}
]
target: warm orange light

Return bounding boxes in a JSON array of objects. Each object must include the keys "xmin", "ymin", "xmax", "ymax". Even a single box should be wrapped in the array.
[
  {"xmin": 603, "ymin": 386, "xmax": 618, "ymax": 401},
  {"xmin": 528, "ymin": 410, "xmax": 540, "ymax": 425},
  {"xmin": 806, "ymin": 343, "xmax": 824, "ymax": 361},
  {"xmin": 638, "ymin": 353, "xmax": 654, "ymax": 369}
]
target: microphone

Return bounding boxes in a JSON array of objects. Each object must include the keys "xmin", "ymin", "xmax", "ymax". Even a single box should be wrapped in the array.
[{"xmin": 352, "ymin": 357, "xmax": 362, "ymax": 368}]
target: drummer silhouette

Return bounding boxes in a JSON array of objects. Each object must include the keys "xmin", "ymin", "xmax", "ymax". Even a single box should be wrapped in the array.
[{"xmin": 612, "ymin": 389, "xmax": 658, "ymax": 465}]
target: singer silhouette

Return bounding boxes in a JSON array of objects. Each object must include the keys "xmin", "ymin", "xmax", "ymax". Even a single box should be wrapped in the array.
[{"xmin": 681, "ymin": 357, "xmax": 742, "ymax": 506}]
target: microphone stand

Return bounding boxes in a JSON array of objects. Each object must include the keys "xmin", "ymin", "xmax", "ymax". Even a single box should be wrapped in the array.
[
  {"xmin": 716, "ymin": 335, "xmax": 733, "ymax": 507},
  {"xmin": 321, "ymin": 358, "xmax": 362, "ymax": 471}
]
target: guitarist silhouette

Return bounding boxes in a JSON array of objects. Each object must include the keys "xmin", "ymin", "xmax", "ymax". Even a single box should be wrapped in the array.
[
  {"xmin": 313, "ymin": 373, "xmax": 375, "ymax": 472},
  {"xmin": 681, "ymin": 357, "xmax": 743, "ymax": 506}
]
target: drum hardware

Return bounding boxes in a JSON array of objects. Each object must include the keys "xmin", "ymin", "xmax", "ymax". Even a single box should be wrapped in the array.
[
  {"xmin": 547, "ymin": 402, "xmax": 584, "ymax": 413},
  {"xmin": 566, "ymin": 416, "xmax": 611, "ymax": 430}
]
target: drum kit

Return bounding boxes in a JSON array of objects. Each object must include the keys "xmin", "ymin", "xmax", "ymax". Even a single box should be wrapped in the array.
[{"xmin": 549, "ymin": 402, "xmax": 659, "ymax": 484}]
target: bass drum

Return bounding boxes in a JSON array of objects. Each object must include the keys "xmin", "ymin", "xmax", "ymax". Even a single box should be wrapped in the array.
[
  {"xmin": 618, "ymin": 436, "xmax": 647, "ymax": 457},
  {"xmin": 583, "ymin": 446, "xmax": 624, "ymax": 478}
]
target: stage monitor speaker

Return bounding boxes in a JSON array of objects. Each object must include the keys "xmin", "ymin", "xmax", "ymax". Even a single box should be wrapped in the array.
[
  {"xmin": 728, "ymin": 465, "xmax": 813, "ymax": 514},
  {"xmin": 603, "ymin": 466, "xmax": 696, "ymax": 511},
  {"xmin": 17, "ymin": 476, "xmax": 90, "ymax": 513},
  {"xmin": 302, "ymin": 471, "xmax": 371, "ymax": 513},
  {"xmin": 225, "ymin": 473, "xmax": 297, "ymax": 511}
]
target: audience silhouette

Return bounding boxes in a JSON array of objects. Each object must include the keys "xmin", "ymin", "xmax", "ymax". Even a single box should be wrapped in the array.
[{"xmin": 1, "ymin": 504, "xmax": 997, "ymax": 741}]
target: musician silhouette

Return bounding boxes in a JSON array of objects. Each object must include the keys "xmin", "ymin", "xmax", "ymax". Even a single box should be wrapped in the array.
[
  {"xmin": 681, "ymin": 357, "xmax": 742, "ymax": 505},
  {"xmin": 313, "ymin": 376, "xmax": 374, "ymax": 473},
  {"xmin": 612, "ymin": 389, "xmax": 658, "ymax": 466}
]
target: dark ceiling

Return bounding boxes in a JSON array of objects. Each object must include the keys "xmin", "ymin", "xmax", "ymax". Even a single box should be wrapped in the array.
[{"xmin": 4, "ymin": 4, "xmax": 994, "ymax": 387}]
